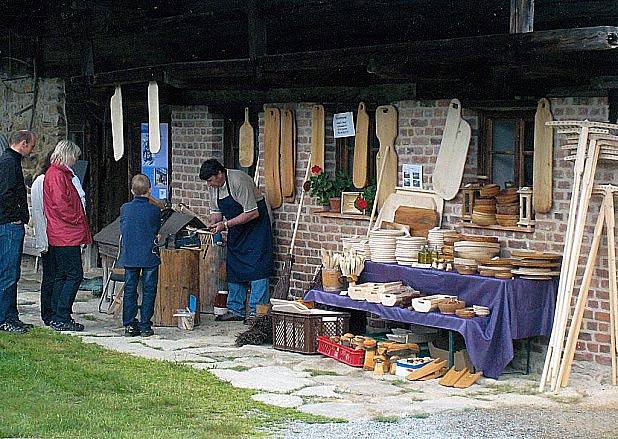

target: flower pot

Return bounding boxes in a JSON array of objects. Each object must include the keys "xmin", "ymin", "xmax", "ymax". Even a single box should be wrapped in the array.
[{"xmin": 329, "ymin": 197, "xmax": 341, "ymax": 213}]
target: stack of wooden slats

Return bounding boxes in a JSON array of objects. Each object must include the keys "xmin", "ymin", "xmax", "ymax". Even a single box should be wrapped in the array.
[{"xmin": 539, "ymin": 120, "xmax": 618, "ymax": 393}]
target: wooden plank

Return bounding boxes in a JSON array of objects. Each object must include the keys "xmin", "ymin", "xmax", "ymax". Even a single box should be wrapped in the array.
[
  {"xmin": 406, "ymin": 359, "xmax": 448, "ymax": 381},
  {"xmin": 439, "ymin": 367, "xmax": 468, "ymax": 387},
  {"xmin": 280, "ymin": 108, "xmax": 296, "ymax": 200},
  {"xmin": 238, "ymin": 107, "xmax": 255, "ymax": 168},
  {"xmin": 510, "ymin": 0, "xmax": 534, "ymax": 34},
  {"xmin": 147, "ymin": 81, "xmax": 161, "ymax": 153},
  {"xmin": 605, "ymin": 192, "xmax": 618, "ymax": 386},
  {"xmin": 264, "ymin": 107, "xmax": 282, "ymax": 209},
  {"xmin": 375, "ymin": 105, "xmax": 398, "ymax": 209},
  {"xmin": 453, "ymin": 371, "xmax": 483, "ymax": 388},
  {"xmin": 199, "ymin": 244, "xmax": 226, "ymax": 313},
  {"xmin": 533, "ymin": 98, "xmax": 554, "ymax": 213},
  {"xmin": 311, "ymin": 105, "xmax": 325, "ymax": 174},
  {"xmin": 353, "ymin": 102, "xmax": 369, "ymax": 189}
]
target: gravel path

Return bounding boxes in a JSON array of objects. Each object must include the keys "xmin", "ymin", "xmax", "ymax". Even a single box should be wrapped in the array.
[{"xmin": 278, "ymin": 406, "xmax": 618, "ymax": 438}]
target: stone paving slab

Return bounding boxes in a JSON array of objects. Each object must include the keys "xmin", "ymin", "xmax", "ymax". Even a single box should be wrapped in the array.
[{"xmin": 252, "ymin": 393, "xmax": 304, "ymax": 408}]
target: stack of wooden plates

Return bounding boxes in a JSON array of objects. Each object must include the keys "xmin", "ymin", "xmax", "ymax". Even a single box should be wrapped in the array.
[
  {"xmin": 442, "ymin": 230, "xmax": 462, "ymax": 256},
  {"xmin": 510, "ymin": 249, "xmax": 562, "ymax": 279},
  {"xmin": 454, "ymin": 240, "xmax": 501, "ymax": 261},
  {"xmin": 494, "ymin": 188, "xmax": 519, "ymax": 226},
  {"xmin": 453, "ymin": 257, "xmax": 478, "ymax": 275},
  {"xmin": 477, "ymin": 265, "xmax": 512, "ymax": 278},
  {"xmin": 472, "ymin": 197, "xmax": 497, "ymax": 226},
  {"xmin": 342, "ymin": 236, "xmax": 370, "ymax": 259},
  {"xmin": 427, "ymin": 228, "xmax": 446, "ymax": 252},
  {"xmin": 369, "ymin": 229, "xmax": 405, "ymax": 263},
  {"xmin": 395, "ymin": 236, "xmax": 427, "ymax": 266}
]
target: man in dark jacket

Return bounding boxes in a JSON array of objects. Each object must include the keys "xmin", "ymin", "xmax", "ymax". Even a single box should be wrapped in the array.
[
  {"xmin": 0, "ymin": 130, "xmax": 36, "ymax": 333},
  {"xmin": 119, "ymin": 174, "xmax": 161, "ymax": 337}
]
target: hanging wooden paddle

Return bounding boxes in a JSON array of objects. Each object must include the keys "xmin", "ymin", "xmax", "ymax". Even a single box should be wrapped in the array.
[
  {"xmin": 264, "ymin": 107, "xmax": 282, "ymax": 209},
  {"xmin": 533, "ymin": 98, "xmax": 554, "ymax": 213},
  {"xmin": 147, "ymin": 81, "xmax": 161, "ymax": 154},
  {"xmin": 311, "ymin": 104, "xmax": 325, "ymax": 174},
  {"xmin": 110, "ymin": 85, "xmax": 124, "ymax": 161},
  {"xmin": 353, "ymin": 102, "xmax": 369, "ymax": 188},
  {"xmin": 238, "ymin": 107, "xmax": 254, "ymax": 168},
  {"xmin": 280, "ymin": 108, "xmax": 296, "ymax": 202},
  {"xmin": 432, "ymin": 98, "xmax": 470, "ymax": 201},
  {"xmin": 375, "ymin": 105, "xmax": 398, "ymax": 209}
]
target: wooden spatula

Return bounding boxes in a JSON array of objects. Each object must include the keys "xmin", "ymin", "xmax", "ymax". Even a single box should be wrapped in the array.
[
  {"xmin": 110, "ymin": 86, "xmax": 124, "ymax": 161},
  {"xmin": 375, "ymin": 105, "xmax": 398, "ymax": 209},
  {"xmin": 311, "ymin": 105, "xmax": 325, "ymax": 173},
  {"xmin": 353, "ymin": 102, "xmax": 369, "ymax": 188},
  {"xmin": 264, "ymin": 107, "xmax": 282, "ymax": 209},
  {"xmin": 238, "ymin": 107, "xmax": 254, "ymax": 168},
  {"xmin": 280, "ymin": 108, "xmax": 296, "ymax": 201},
  {"xmin": 533, "ymin": 98, "xmax": 553, "ymax": 213},
  {"xmin": 147, "ymin": 81, "xmax": 161, "ymax": 154}
]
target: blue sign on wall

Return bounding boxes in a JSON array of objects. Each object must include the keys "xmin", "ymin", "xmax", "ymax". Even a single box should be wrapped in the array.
[{"xmin": 140, "ymin": 122, "xmax": 169, "ymax": 201}]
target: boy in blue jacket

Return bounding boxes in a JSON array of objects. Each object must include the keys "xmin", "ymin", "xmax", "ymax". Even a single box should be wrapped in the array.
[{"xmin": 119, "ymin": 174, "xmax": 161, "ymax": 337}]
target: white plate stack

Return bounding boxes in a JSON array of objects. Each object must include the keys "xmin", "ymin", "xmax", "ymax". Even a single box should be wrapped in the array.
[
  {"xmin": 368, "ymin": 229, "xmax": 405, "ymax": 263},
  {"xmin": 395, "ymin": 236, "xmax": 427, "ymax": 266},
  {"xmin": 427, "ymin": 228, "xmax": 446, "ymax": 252}
]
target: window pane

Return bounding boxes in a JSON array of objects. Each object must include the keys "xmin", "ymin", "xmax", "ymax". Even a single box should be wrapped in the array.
[
  {"xmin": 524, "ymin": 120, "xmax": 534, "ymax": 152},
  {"xmin": 492, "ymin": 153, "xmax": 514, "ymax": 188},
  {"xmin": 524, "ymin": 156, "xmax": 533, "ymax": 187},
  {"xmin": 493, "ymin": 120, "xmax": 516, "ymax": 154}
]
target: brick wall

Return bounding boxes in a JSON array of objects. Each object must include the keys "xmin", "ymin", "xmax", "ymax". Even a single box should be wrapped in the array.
[{"xmin": 170, "ymin": 97, "xmax": 614, "ymax": 368}]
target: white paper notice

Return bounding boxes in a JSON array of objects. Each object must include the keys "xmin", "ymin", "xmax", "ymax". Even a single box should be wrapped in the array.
[
  {"xmin": 333, "ymin": 112, "xmax": 355, "ymax": 138},
  {"xmin": 402, "ymin": 164, "xmax": 423, "ymax": 189}
]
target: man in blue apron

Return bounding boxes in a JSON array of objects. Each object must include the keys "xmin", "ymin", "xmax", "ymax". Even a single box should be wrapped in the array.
[{"xmin": 199, "ymin": 159, "xmax": 273, "ymax": 323}]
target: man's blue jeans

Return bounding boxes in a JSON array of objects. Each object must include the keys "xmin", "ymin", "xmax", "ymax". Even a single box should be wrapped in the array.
[
  {"xmin": 0, "ymin": 223, "xmax": 25, "ymax": 324},
  {"xmin": 227, "ymin": 278, "xmax": 269, "ymax": 317},
  {"xmin": 123, "ymin": 266, "xmax": 158, "ymax": 331}
]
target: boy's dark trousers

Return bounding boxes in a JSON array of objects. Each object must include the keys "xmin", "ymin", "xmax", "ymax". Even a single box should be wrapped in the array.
[{"xmin": 122, "ymin": 266, "xmax": 158, "ymax": 331}]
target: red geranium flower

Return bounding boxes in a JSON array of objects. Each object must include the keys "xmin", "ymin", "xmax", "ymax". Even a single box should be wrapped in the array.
[
  {"xmin": 355, "ymin": 196, "xmax": 368, "ymax": 210},
  {"xmin": 311, "ymin": 165, "xmax": 322, "ymax": 174}
]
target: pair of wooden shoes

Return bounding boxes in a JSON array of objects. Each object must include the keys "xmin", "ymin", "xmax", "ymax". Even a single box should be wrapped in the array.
[{"xmin": 438, "ymin": 367, "xmax": 482, "ymax": 388}]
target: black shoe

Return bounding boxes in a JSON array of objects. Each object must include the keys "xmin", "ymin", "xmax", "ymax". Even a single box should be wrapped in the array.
[
  {"xmin": 124, "ymin": 325, "xmax": 140, "ymax": 337},
  {"xmin": 140, "ymin": 328, "xmax": 154, "ymax": 337},
  {"xmin": 69, "ymin": 319, "xmax": 85, "ymax": 331},
  {"xmin": 0, "ymin": 322, "xmax": 28, "ymax": 333},
  {"xmin": 8, "ymin": 318, "xmax": 34, "ymax": 329},
  {"xmin": 215, "ymin": 312, "xmax": 244, "ymax": 322},
  {"xmin": 243, "ymin": 314, "xmax": 256, "ymax": 326},
  {"xmin": 51, "ymin": 320, "xmax": 84, "ymax": 332}
]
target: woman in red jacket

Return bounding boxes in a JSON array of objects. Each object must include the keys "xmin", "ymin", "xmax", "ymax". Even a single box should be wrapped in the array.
[{"xmin": 43, "ymin": 140, "xmax": 92, "ymax": 332}]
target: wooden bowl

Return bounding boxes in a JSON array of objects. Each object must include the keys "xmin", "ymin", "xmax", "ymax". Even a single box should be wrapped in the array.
[
  {"xmin": 460, "ymin": 235, "xmax": 499, "ymax": 243},
  {"xmin": 479, "ymin": 184, "xmax": 500, "ymax": 197},
  {"xmin": 473, "ymin": 205, "xmax": 497, "ymax": 214},
  {"xmin": 454, "ymin": 264, "xmax": 477, "ymax": 275},
  {"xmin": 438, "ymin": 299, "xmax": 466, "ymax": 314},
  {"xmin": 500, "ymin": 187, "xmax": 518, "ymax": 196},
  {"xmin": 496, "ymin": 204, "xmax": 520, "ymax": 215},
  {"xmin": 495, "ymin": 215, "xmax": 519, "ymax": 227},
  {"xmin": 455, "ymin": 308, "xmax": 476, "ymax": 318},
  {"xmin": 454, "ymin": 257, "xmax": 478, "ymax": 266},
  {"xmin": 478, "ymin": 268, "xmax": 496, "ymax": 277},
  {"xmin": 472, "ymin": 213, "xmax": 497, "ymax": 226},
  {"xmin": 495, "ymin": 193, "xmax": 519, "ymax": 204},
  {"xmin": 474, "ymin": 197, "xmax": 497, "ymax": 206},
  {"xmin": 494, "ymin": 271, "xmax": 514, "ymax": 279}
]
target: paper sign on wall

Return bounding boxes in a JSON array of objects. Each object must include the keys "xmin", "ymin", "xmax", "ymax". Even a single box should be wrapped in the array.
[
  {"xmin": 333, "ymin": 112, "xmax": 355, "ymax": 138},
  {"xmin": 402, "ymin": 164, "xmax": 423, "ymax": 189}
]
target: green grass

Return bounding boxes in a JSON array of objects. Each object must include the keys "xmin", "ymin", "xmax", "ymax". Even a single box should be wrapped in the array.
[
  {"xmin": 373, "ymin": 415, "xmax": 399, "ymax": 423},
  {"xmin": 0, "ymin": 329, "xmax": 322, "ymax": 438}
]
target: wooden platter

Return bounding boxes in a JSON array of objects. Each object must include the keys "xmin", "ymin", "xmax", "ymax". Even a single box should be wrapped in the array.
[
  {"xmin": 311, "ymin": 105, "xmax": 325, "ymax": 173},
  {"xmin": 353, "ymin": 102, "xmax": 369, "ymax": 188},
  {"xmin": 510, "ymin": 249, "xmax": 562, "ymax": 260},
  {"xmin": 238, "ymin": 107, "xmax": 255, "ymax": 168},
  {"xmin": 533, "ymin": 98, "xmax": 554, "ymax": 213},
  {"xmin": 264, "ymin": 107, "xmax": 282, "ymax": 209},
  {"xmin": 280, "ymin": 108, "xmax": 296, "ymax": 200},
  {"xmin": 375, "ymin": 105, "xmax": 399, "ymax": 209}
]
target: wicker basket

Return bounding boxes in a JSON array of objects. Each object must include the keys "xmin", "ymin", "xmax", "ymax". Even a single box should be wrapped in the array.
[{"xmin": 272, "ymin": 310, "xmax": 350, "ymax": 354}]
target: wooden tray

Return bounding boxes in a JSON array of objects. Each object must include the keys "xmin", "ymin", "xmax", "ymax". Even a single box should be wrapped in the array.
[{"xmin": 510, "ymin": 249, "xmax": 562, "ymax": 260}]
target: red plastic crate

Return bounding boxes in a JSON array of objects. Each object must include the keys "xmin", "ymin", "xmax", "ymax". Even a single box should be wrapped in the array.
[{"xmin": 316, "ymin": 336, "xmax": 365, "ymax": 367}]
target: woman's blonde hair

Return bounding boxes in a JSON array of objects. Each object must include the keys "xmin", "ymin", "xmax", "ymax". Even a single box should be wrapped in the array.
[{"xmin": 51, "ymin": 140, "xmax": 81, "ymax": 165}]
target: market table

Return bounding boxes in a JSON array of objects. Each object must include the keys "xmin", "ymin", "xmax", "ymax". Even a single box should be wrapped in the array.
[{"xmin": 305, "ymin": 261, "xmax": 557, "ymax": 378}]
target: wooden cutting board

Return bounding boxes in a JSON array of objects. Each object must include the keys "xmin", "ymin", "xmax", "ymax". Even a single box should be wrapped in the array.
[
  {"xmin": 264, "ymin": 107, "xmax": 282, "ymax": 209},
  {"xmin": 147, "ymin": 81, "xmax": 161, "ymax": 154},
  {"xmin": 375, "ymin": 105, "xmax": 398, "ymax": 209},
  {"xmin": 280, "ymin": 108, "xmax": 296, "ymax": 201},
  {"xmin": 110, "ymin": 85, "xmax": 124, "ymax": 161},
  {"xmin": 311, "ymin": 104, "xmax": 324, "ymax": 174},
  {"xmin": 394, "ymin": 206, "xmax": 439, "ymax": 237},
  {"xmin": 533, "ymin": 98, "xmax": 553, "ymax": 213},
  {"xmin": 353, "ymin": 102, "xmax": 369, "ymax": 188},
  {"xmin": 238, "ymin": 107, "xmax": 254, "ymax": 168},
  {"xmin": 433, "ymin": 98, "xmax": 470, "ymax": 200}
]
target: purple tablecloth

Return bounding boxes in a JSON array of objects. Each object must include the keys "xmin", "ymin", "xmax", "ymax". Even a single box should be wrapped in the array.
[{"xmin": 304, "ymin": 261, "xmax": 557, "ymax": 378}]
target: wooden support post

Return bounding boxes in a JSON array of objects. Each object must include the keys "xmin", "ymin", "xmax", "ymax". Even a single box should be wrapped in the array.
[
  {"xmin": 510, "ymin": 0, "xmax": 535, "ymax": 34},
  {"xmin": 605, "ymin": 190, "xmax": 618, "ymax": 385}
]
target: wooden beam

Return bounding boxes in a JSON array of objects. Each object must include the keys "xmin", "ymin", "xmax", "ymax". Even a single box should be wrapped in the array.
[
  {"xmin": 610, "ymin": 89, "xmax": 618, "ymax": 125},
  {"xmin": 172, "ymin": 83, "xmax": 417, "ymax": 105},
  {"xmin": 510, "ymin": 0, "xmax": 535, "ymax": 34}
]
